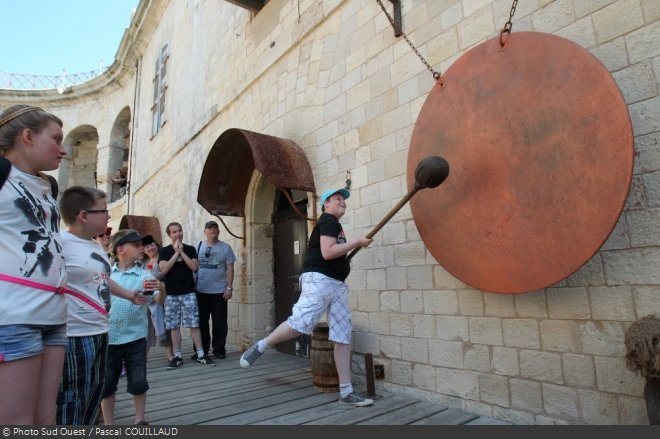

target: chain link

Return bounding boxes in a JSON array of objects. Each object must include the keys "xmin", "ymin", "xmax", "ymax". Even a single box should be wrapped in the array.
[
  {"xmin": 376, "ymin": 0, "xmax": 518, "ymax": 78},
  {"xmin": 376, "ymin": 0, "xmax": 440, "ymax": 81},
  {"xmin": 501, "ymin": 0, "xmax": 518, "ymax": 35}
]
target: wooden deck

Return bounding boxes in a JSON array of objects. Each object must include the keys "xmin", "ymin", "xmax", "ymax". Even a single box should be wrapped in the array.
[{"xmin": 110, "ymin": 341, "xmax": 509, "ymax": 425}]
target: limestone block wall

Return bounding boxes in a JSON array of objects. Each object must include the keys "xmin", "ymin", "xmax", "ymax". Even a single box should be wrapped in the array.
[{"xmin": 2, "ymin": 0, "xmax": 658, "ymax": 424}]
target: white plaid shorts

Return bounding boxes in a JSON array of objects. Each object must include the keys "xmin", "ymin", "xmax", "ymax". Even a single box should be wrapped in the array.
[{"xmin": 286, "ymin": 272, "xmax": 352, "ymax": 345}]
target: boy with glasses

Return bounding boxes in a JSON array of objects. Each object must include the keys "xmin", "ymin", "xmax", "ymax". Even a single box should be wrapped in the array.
[{"xmin": 56, "ymin": 187, "xmax": 148, "ymax": 425}]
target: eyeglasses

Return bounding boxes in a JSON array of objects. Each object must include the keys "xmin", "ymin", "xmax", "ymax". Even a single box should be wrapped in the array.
[{"xmin": 86, "ymin": 209, "xmax": 109, "ymax": 215}]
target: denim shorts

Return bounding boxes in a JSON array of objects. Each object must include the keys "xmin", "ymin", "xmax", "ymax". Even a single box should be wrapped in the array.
[
  {"xmin": 0, "ymin": 324, "xmax": 67, "ymax": 362},
  {"xmin": 103, "ymin": 338, "xmax": 149, "ymax": 398}
]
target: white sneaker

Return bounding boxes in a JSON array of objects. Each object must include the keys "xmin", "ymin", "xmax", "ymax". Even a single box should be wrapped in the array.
[
  {"xmin": 239, "ymin": 342, "xmax": 263, "ymax": 368},
  {"xmin": 338, "ymin": 393, "xmax": 374, "ymax": 407}
]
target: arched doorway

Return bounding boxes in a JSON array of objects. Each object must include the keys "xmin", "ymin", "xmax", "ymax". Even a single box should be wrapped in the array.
[
  {"xmin": 59, "ymin": 125, "xmax": 99, "ymax": 190},
  {"xmin": 108, "ymin": 107, "xmax": 131, "ymax": 202},
  {"xmin": 197, "ymin": 128, "xmax": 316, "ymax": 355}
]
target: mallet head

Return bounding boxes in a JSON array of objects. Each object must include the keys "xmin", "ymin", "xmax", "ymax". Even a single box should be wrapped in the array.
[{"xmin": 415, "ymin": 155, "xmax": 450, "ymax": 189}]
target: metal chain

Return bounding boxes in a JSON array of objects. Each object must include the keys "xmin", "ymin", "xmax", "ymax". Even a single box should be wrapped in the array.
[
  {"xmin": 376, "ymin": 0, "xmax": 440, "ymax": 81},
  {"xmin": 501, "ymin": 0, "xmax": 519, "ymax": 35}
]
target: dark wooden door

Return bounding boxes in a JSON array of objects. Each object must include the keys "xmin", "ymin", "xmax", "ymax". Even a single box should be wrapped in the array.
[{"xmin": 272, "ymin": 190, "xmax": 309, "ymax": 357}]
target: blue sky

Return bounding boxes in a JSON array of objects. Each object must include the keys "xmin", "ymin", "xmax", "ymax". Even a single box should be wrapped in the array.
[{"xmin": 0, "ymin": 0, "xmax": 139, "ymax": 76}]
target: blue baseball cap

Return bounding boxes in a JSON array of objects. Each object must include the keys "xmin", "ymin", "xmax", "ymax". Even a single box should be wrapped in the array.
[{"xmin": 319, "ymin": 188, "xmax": 350, "ymax": 207}]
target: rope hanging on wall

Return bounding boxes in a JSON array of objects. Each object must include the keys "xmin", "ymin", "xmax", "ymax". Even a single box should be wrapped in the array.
[{"xmin": 626, "ymin": 315, "xmax": 660, "ymax": 379}]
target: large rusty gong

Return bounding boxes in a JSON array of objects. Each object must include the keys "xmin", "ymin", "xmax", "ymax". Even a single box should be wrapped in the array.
[{"xmin": 408, "ymin": 32, "xmax": 633, "ymax": 294}]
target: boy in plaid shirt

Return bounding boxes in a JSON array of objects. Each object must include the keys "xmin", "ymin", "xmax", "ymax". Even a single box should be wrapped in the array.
[{"xmin": 100, "ymin": 229, "xmax": 163, "ymax": 425}]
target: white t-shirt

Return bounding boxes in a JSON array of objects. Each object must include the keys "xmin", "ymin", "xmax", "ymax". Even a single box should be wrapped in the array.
[
  {"xmin": 61, "ymin": 231, "xmax": 112, "ymax": 336},
  {"xmin": 0, "ymin": 167, "xmax": 67, "ymax": 325}
]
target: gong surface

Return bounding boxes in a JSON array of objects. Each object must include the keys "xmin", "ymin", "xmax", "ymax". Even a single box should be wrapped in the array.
[{"xmin": 408, "ymin": 32, "xmax": 633, "ymax": 294}]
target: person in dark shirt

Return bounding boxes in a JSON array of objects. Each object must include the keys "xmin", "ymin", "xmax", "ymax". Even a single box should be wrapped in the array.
[
  {"xmin": 158, "ymin": 222, "xmax": 214, "ymax": 369},
  {"xmin": 239, "ymin": 188, "xmax": 373, "ymax": 407}
]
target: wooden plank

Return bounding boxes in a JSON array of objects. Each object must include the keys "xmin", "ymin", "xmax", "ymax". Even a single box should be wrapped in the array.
[
  {"xmin": 464, "ymin": 417, "xmax": 512, "ymax": 425},
  {"xmin": 251, "ymin": 400, "xmax": 351, "ymax": 425},
  {"xmin": 153, "ymin": 386, "xmax": 321, "ymax": 425},
  {"xmin": 107, "ymin": 336, "xmax": 493, "ymax": 425},
  {"xmin": 114, "ymin": 351, "xmax": 309, "ymax": 405},
  {"xmin": 250, "ymin": 390, "xmax": 406, "ymax": 425},
  {"xmin": 202, "ymin": 392, "xmax": 339, "ymax": 425},
  {"xmin": 357, "ymin": 402, "xmax": 449, "ymax": 425},
  {"xmin": 115, "ymin": 370, "xmax": 313, "ymax": 421},
  {"xmin": 113, "ymin": 371, "xmax": 314, "ymax": 419},
  {"xmin": 113, "ymin": 354, "xmax": 315, "ymax": 423},
  {"xmin": 119, "ymin": 362, "xmax": 310, "ymax": 401},
  {"xmin": 410, "ymin": 408, "xmax": 480, "ymax": 425},
  {"xmin": 303, "ymin": 394, "xmax": 419, "ymax": 425}
]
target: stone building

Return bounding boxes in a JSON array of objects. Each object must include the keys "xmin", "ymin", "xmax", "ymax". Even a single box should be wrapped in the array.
[{"xmin": 1, "ymin": 0, "xmax": 659, "ymax": 424}]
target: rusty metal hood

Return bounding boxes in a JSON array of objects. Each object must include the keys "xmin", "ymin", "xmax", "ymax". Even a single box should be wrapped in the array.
[
  {"xmin": 118, "ymin": 215, "xmax": 163, "ymax": 246},
  {"xmin": 197, "ymin": 128, "xmax": 315, "ymax": 217}
]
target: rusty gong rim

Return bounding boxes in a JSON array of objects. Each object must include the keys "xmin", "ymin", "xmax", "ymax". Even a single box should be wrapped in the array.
[{"xmin": 408, "ymin": 32, "xmax": 633, "ymax": 294}]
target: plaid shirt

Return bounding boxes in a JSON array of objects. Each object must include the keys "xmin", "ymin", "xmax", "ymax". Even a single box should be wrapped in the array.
[{"xmin": 108, "ymin": 263, "xmax": 150, "ymax": 345}]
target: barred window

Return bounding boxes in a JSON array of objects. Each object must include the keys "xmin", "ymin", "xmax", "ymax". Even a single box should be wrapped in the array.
[{"xmin": 151, "ymin": 43, "xmax": 169, "ymax": 137}]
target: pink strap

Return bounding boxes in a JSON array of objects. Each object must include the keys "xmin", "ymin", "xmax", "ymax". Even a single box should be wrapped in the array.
[{"xmin": 0, "ymin": 273, "xmax": 108, "ymax": 315}]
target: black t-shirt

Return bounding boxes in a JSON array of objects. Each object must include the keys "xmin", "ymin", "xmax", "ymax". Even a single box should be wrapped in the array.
[
  {"xmin": 303, "ymin": 213, "xmax": 350, "ymax": 281},
  {"xmin": 158, "ymin": 243, "xmax": 197, "ymax": 295}
]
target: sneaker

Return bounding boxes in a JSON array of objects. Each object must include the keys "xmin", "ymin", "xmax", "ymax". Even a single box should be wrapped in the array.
[
  {"xmin": 190, "ymin": 353, "xmax": 198, "ymax": 361},
  {"xmin": 239, "ymin": 342, "xmax": 262, "ymax": 368},
  {"xmin": 338, "ymin": 393, "xmax": 374, "ymax": 407},
  {"xmin": 197, "ymin": 355, "xmax": 216, "ymax": 366},
  {"xmin": 166, "ymin": 356, "xmax": 183, "ymax": 370},
  {"xmin": 214, "ymin": 352, "xmax": 226, "ymax": 359}
]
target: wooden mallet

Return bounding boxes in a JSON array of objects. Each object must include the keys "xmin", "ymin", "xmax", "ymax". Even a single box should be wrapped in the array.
[{"xmin": 347, "ymin": 155, "xmax": 450, "ymax": 261}]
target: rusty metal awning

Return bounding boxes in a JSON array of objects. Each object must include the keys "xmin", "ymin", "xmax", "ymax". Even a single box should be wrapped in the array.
[
  {"xmin": 119, "ymin": 215, "xmax": 163, "ymax": 246},
  {"xmin": 197, "ymin": 128, "xmax": 315, "ymax": 217}
]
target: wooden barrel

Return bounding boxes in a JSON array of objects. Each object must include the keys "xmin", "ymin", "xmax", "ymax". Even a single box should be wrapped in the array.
[{"xmin": 310, "ymin": 323, "xmax": 339, "ymax": 393}]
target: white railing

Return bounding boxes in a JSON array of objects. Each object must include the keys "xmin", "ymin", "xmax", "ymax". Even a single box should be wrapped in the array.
[{"xmin": 0, "ymin": 67, "xmax": 109, "ymax": 91}]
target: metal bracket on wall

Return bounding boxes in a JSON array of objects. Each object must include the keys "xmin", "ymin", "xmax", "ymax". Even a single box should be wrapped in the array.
[{"xmin": 389, "ymin": 0, "xmax": 402, "ymax": 37}]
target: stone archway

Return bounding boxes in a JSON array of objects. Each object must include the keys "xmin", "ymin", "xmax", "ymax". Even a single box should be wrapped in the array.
[
  {"xmin": 60, "ymin": 125, "xmax": 99, "ymax": 190},
  {"xmin": 240, "ymin": 172, "xmax": 278, "ymax": 346},
  {"xmin": 107, "ymin": 106, "xmax": 131, "ymax": 202},
  {"xmin": 240, "ymin": 173, "xmax": 312, "ymax": 354}
]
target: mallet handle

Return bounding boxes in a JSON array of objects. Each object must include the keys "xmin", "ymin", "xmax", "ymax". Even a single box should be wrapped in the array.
[{"xmin": 347, "ymin": 186, "xmax": 419, "ymax": 261}]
